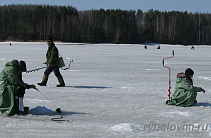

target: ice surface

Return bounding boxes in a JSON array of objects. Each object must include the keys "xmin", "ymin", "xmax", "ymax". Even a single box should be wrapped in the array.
[{"xmin": 0, "ymin": 42, "xmax": 211, "ymax": 137}]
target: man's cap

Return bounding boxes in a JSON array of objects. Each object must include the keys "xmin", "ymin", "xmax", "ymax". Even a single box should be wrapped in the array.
[
  {"xmin": 18, "ymin": 61, "xmax": 27, "ymax": 72},
  {"xmin": 47, "ymin": 36, "xmax": 53, "ymax": 42}
]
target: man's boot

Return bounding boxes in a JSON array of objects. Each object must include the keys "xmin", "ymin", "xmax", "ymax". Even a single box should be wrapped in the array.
[
  {"xmin": 57, "ymin": 76, "xmax": 65, "ymax": 87},
  {"xmin": 38, "ymin": 75, "xmax": 48, "ymax": 86},
  {"xmin": 14, "ymin": 97, "xmax": 28, "ymax": 115},
  {"xmin": 14, "ymin": 96, "xmax": 19, "ymax": 114}
]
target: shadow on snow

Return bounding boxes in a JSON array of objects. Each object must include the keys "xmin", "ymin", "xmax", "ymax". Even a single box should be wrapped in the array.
[
  {"xmin": 194, "ymin": 102, "xmax": 211, "ymax": 107},
  {"xmin": 66, "ymin": 85, "xmax": 113, "ymax": 89}
]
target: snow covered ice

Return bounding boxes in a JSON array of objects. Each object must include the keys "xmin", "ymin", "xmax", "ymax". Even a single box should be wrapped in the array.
[{"xmin": 0, "ymin": 42, "xmax": 211, "ymax": 137}]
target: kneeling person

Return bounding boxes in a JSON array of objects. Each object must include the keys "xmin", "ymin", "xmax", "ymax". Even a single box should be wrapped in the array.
[
  {"xmin": 0, "ymin": 60, "xmax": 37, "ymax": 116},
  {"xmin": 166, "ymin": 68, "xmax": 205, "ymax": 107}
]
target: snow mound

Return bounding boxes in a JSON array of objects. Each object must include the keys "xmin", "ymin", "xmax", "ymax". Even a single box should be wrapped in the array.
[
  {"xmin": 111, "ymin": 123, "xmax": 136, "ymax": 132},
  {"xmin": 29, "ymin": 106, "xmax": 55, "ymax": 115},
  {"xmin": 120, "ymin": 86, "xmax": 135, "ymax": 89},
  {"xmin": 146, "ymin": 69, "xmax": 161, "ymax": 71},
  {"xmin": 198, "ymin": 76, "xmax": 211, "ymax": 81},
  {"xmin": 169, "ymin": 111, "xmax": 190, "ymax": 116},
  {"xmin": 160, "ymin": 111, "xmax": 191, "ymax": 117}
]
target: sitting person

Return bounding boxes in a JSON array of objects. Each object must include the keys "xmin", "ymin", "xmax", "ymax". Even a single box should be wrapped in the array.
[
  {"xmin": 0, "ymin": 60, "xmax": 37, "ymax": 116},
  {"xmin": 191, "ymin": 46, "xmax": 195, "ymax": 50},
  {"xmin": 157, "ymin": 45, "xmax": 160, "ymax": 49},
  {"xmin": 166, "ymin": 68, "xmax": 205, "ymax": 107}
]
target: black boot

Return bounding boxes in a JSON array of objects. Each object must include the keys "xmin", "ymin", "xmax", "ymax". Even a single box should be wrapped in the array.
[
  {"xmin": 57, "ymin": 84, "xmax": 65, "ymax": 87},
  {"xmin": 14, "ymin": 97, "xmax": 28, "ymax": 115},
  {"xmin": 38, "ymin": 83, "xmax": 46, "ymax": 86},
  {"xmin": 18, "ymin": 110, "xmax": 28, "ymax": 115},
  {"xmin": 57, "ymin": 76, "xmax": 65, "ymax": 87},
  {"xmin": 24, "ymin": 107, "xmax": 29, "ymax": 111},
  {"xmin": 38, "ymin": 75, "xmax": 48, "ymax": 86},
  {"xmin": 14, "ymin": 97, "xmax": 19, "ymax": 114}
]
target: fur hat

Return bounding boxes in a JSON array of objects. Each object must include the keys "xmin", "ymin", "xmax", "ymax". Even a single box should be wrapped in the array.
[{"xmin": 185, "ymin": 68, "xmax": 194, "ymax": 76}]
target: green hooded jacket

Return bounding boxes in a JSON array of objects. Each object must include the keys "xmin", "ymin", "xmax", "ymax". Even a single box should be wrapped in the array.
[
  {"xmin": 0, "ymin": 61, "xmax": 29, "ymax": 116},
  {"xmin": 46, "ymin": 43, "xmax": 59, "ymax": 66},
  {"xmin": 166, "ymin": 72, "xmax": 204, "ymax": 107}
]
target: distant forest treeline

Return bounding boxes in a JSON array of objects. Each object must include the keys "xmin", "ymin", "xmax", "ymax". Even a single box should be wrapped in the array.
[{"xmin": 0, "ymin": 4, "xmax": 211, "ymax": 44}]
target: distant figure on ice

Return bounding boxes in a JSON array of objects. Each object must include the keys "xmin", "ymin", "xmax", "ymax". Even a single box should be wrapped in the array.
[
  {"xmin": 144, "ymin": 45, "xmax": 147, "ymax": 49},
  {"xmin": 191, "ymin": 46, "xmax": 195, "ymax": 50},
  {"xmin": 10, "ymin": 43, "xmax": 11, "ymax": 46},
  {"xmin": 166, "ymin": 68, "xmax": 205, "ymax": 107},
  {"xmin": 157, "ymin": 45, "xmax": 160, "ymax": 49},
  {"xmin": 0, "ymin": 60, "xmax": 37, "ymax": 115},
  {"xmin": 38, "ymin": 36, "xmax": 65, "ymax": 87}
]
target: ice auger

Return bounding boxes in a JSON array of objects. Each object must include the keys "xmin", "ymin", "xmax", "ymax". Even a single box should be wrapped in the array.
[
  {"xmin": 162, "ymin": 50, "xmax": 174, "ymax": 100},
  {"xmin": 26, "ymin": 60, "xmax": 73, "ymax": 73}
]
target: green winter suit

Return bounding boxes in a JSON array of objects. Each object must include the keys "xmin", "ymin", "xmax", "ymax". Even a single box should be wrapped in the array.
[
  {"xmin": 0, "ymin": 61, "xmax": 29, "ymax": 116},
  {"xmin": 166, "ymin": 72, "xmax": 204, "ymax": 107}
]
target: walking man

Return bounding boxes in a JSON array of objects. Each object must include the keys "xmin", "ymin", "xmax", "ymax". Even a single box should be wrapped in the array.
[{"xmin": 38, "ymin": 36, "xmax": 65, "ymax": 87}]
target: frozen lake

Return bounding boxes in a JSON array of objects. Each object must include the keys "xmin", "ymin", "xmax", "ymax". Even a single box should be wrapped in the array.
[{"xmin": 0, "ymin": 42, "xmax": 211, "ymax": 137}]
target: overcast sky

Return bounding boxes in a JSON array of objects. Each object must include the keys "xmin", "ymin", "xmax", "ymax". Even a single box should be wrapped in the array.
[{"xmin": 0, "ymin": 0, "xmax": 210, "ymax": 13}]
